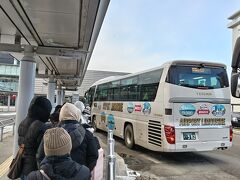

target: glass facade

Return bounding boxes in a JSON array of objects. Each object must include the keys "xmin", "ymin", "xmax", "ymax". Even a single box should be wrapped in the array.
[
  {"xmin": 0, "ymin": 94, "xmax": 16, "ymax": 106},
  {"xmin": 0, "ymin": 78, "xmax": 18, "ymax": 92},
  {"xmin": 0, "ymin": 64, "xmax": 19, "ymax": 107},
  {"xmin": 0, "ymin": 64, "xmax": 20, "ymax": 76},
  {"xmin": 0, "ymin": 64, "xmax": 19, "ymax": 92}
]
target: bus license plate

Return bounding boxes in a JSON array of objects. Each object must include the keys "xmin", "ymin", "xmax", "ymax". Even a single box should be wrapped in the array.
[{"xmin": 183, "ymin": 132, "xmax": 196, "ymax": 140}]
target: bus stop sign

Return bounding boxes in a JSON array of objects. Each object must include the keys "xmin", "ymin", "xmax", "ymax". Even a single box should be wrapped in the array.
[{"xmin": 107, "ymin": 114, "xmax": 115, "ymax": 130}]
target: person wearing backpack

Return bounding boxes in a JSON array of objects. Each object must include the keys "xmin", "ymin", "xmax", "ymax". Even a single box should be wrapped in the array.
[{"xmin": 27, "ymin": 127, "xmax": 90, "ymax": 180}]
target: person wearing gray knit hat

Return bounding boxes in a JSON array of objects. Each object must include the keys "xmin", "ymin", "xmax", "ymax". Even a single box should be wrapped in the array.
[
  {"xmin": 38, "ymin": 102, "xmax": 99, "ymax": 171},
  {"xmin": 27, "ymin": 127, "xmax": 90, "ymax": 180},
  {"xmin": 44, "ymin": 127, "xmax": 72, "ymax": 156}
]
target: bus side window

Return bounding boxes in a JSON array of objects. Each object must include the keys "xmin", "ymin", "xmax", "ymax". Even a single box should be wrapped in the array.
[
  {"xmin": 112, "ymin": 81, "xmax": 120, "ymax": 101},
  {"xmin": 138, "ymin": 69, "xmax": 162, "ymax": 101},
  {"xmin": 129, "ymin": 85, "xmax": 138, "ymax": 101},
  {"xmin": 94, "ymin": 87, "xmax": 100, "ymax": 101}
]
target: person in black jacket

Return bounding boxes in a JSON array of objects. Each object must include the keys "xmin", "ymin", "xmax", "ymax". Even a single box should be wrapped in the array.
[
  {"xmin": 27, "ymin": 127, "xmax": 90, "ymax": 180},
  {"xmin": 49, "ymin": 105, "xmax": 62, "ymax": 126},
  {"xmin": 59, "ymin": 102, "xmax": 98, "ymax": 171},
  {"xmin": 18, "ymin": 96, "xmax": 52, "ymax": 179}
]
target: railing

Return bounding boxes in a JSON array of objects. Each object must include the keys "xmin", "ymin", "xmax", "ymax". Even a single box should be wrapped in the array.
[{"xmin": 0, "ymin": 117, "xmax": 15, "ymax": 142}]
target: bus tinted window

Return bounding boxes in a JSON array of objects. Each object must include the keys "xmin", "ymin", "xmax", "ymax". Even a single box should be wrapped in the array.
[
  {"xmin": 120, "ymin": 77, "xmax": 138, "ymax": 101},
  {"xmin": 166, "ymin": 65, "xmax": 229, "ymax": 89},
  {"xmin": 139, "ymin": 70, "xmax": 163, "ymax": 101},
  {"xmin": 95, "ymin": 83, "xmax": 109, "ymax": 101},
  {"xmin": 112, "ymin": 81, "xmax": 120, "ymax": 101},
  {"xmin": 93, "ymin": 69, "xmax": 163, "ymax": 102},
  {"xmin": 85, "ymin": 86, "xmax": 95, "ymax": 106}
]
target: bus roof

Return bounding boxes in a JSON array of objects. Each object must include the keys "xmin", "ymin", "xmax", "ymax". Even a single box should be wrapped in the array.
[{"xmin": 91, "ymin": 60, "xmax": 227, "ymax": 86}]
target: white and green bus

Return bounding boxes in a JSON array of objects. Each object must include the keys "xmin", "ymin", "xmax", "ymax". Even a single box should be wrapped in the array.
[{"xmin": 85, "ymin": 60, "xmax": 232, "ymax": 152}]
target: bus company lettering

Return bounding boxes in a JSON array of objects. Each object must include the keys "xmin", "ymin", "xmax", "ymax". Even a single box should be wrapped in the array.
[
  {"xmin": 180, "ymin": 118, "xmax": 201, "ymax": 126},
  {"xmin": 103, "ymin": 103, "xmax": 111, "ymax": 110},
  {"xmin": 180, "ymin": 118, "xmax": 225, "ymax": 126},
  {"xmin": 111, "ymin": 103, "xmax": 123, "ymax": 112},
  {"xmin": 196, "ymin": 92, "xmax": 212, "ymax": 96},
  {"xmin": 202, "ymin": 118, "xmax": 225, "ymax": 125}
]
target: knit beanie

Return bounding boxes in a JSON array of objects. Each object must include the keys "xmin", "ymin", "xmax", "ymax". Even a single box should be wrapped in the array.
[
  {"xmin": 44, "ymin": 127, "xmax": 72, "ymax": 156},
  {"xmin": 59, "ymin": 102, "xmax": 81, "ymax": 122}
]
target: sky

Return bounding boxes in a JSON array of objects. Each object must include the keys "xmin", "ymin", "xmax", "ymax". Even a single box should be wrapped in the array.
[{"xmin": 88, "ymin": 0, "xmax": 240, "ymax": 75}]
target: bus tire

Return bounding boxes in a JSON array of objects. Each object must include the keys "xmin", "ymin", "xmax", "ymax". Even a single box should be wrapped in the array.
[
  {"xmin": 124, "ymin": 124, "xmax": 135, "ymax": 149},
  {"xmin": 92, "ymin": 116, "xmax": 97, "ymax": 132}
]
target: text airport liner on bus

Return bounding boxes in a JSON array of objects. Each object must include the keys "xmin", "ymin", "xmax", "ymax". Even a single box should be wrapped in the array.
[{"xmin": 85, "ymin": 60, "xmax": 232, "ymax": 152}]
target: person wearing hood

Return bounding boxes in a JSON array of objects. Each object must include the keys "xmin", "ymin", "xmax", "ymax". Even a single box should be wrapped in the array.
[
  {"xmin": 74, "ymin": 101, "xmax": 94, "ymax": 133},
  {"xmin": 49, "ymin": 105, "xmax": 62, "ymax": 126},
  {"xmin": 18, "ymin": 96, "xmax": 52, "ymax": 179},
  {"xmin": 59, "ymin": 102, "xmax": 98, "ymax": 171},
  {"xmin": 27, "ymin": 127, "xmax": 90, "ymax": 180}
]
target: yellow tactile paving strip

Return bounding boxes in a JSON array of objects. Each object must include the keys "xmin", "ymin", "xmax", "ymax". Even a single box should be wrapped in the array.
[{"xmin": 0, "ymin": 156, "xmax": 12, "ymax": 178}]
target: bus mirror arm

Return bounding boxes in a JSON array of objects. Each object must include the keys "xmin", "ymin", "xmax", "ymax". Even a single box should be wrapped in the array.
[{"xmin": 231, "ymin": 72, "xmax": 240, "ymax": 98}]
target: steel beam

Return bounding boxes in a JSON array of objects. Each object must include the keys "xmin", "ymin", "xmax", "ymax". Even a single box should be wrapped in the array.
[
  {"xmin": 0, "ymin": 43, "xmax": 88, "ymax": 59},
  {"xmin": 36, "ymin": 73, "xmax": 81, "ymax": 80}
]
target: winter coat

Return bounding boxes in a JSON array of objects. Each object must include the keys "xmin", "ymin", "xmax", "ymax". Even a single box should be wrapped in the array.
[
  {"xmin": 60, "ymin": 120, "xmax": 98, "ymax": 171},
  {"xmin": 18, "ymin": 96, "xmax": 52, "ymax": 175},
  {"xmin": 27, "ymin": 155, "xmax": 90, "ymax": 180}
]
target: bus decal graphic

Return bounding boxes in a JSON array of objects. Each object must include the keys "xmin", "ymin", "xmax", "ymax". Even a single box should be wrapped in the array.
[
  {"xmin": 179, "ymin": 104, "xmax": 196, "ymax": 117},
  {"xmin": 127, "ymin": 103, "xmax": 134, "ymax": 113},
  {"xmin": 111, "ymin": 103, "xmax": 123, "ymax": 112},
  {"xmin": 103, "ymin": 103, "xmax": 111, "ymax": 110},
  {"xmin": 197, "ymin": 104, "xmax": 210, "ymax": 115},
  {"xmin": 212, "ymin": 105, "xmax": 225, "ymax": 117},
  {"xmin": 134, "ymin": 104, "xmax": 142, "ymax": 112},
  {"xmin": 100, "ymin": 112, "xmax": 106, "ymax": 123},
  {"xmin": 142, "ymin": 102, "xmax": 151, "ymax": 115}
]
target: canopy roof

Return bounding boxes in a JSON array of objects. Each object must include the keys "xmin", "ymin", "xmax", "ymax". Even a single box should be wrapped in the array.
[{"xmin": 0, "ymin": 0, "xmax": 110, "ymax": 90}]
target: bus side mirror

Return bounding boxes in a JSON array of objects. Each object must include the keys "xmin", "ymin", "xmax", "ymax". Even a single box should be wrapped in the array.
[{"xmin": 231, "ymin": 72, "xmax": 240, "ymax": 98}]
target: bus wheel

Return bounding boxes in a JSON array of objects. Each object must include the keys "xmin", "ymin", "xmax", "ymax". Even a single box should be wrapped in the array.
[
  {"xmin": 124, "ymin": 124, "xmax": 134, "ymax": 149},
  {"xmin": 92, "ymin": 116, "xmax": 97, "ymax": 132}
]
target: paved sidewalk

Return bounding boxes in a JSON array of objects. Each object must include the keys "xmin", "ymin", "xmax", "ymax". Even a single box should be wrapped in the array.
[{"xmin": 0, "ymin": 132, "xmax": 14, "ymax": 180}]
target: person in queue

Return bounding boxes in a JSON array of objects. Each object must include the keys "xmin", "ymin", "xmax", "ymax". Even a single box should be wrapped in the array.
[
  {"xmin": 27, "ymin": 127, "xmax": 90, "ymax": 180},
  {"xmin": 59, "ymin": 102, "xmax": 98, "ymax": 171},
  {"xmin": 49, "ymin": 105, "xmax": 62, "ymax": 126},
  {"xmin": 18, "ymin": 96, "xmax": 52, "ymax": 179},
  {"xmin": 74, "ymin": 101, "xmax": 94, "ymax": 133}
]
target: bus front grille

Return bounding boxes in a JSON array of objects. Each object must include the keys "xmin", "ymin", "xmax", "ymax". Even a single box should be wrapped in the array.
[{"xmin": 148, "ymin": 120, "xmax": 162, "ymax": 147}]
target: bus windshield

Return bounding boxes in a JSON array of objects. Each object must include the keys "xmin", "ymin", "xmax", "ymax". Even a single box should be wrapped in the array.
[{"xmin": 166, "ymin": 65, "xmax": 229, "ymax": 89}]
